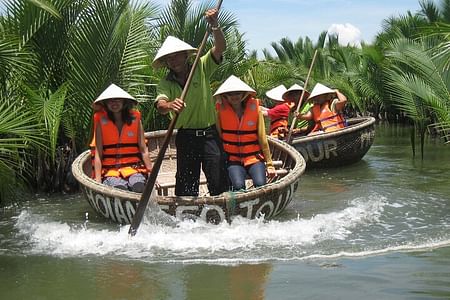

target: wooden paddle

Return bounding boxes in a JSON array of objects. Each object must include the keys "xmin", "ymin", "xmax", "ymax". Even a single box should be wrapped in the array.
[
  {"xmin": 285, "ymin": 50, "xmax": 318, "ymax": 144},
  {"xmin": 128, "ymin": 0, "xmax": 224, "ymax": 237}
]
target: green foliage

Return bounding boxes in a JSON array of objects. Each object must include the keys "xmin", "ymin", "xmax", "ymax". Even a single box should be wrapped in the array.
[
  {"xmin": 22, "ymin": 82, "xmax": 67, "ymax": 162},
  {"xmin": 66, "ymin": 0, "xmax": 159, "ymax": 147},
  {"xmin": 0, "ymin": 97, "xmax": 45, "ymax": 204}
]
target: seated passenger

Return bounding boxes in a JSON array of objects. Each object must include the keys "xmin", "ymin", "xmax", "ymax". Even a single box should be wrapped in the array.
[
  {"xmin": 91, "ymin": 84, "xmax": 152, "ymax": 192},
  {"xmin": 214, "ymin": 75, "xmax": 276, "ymax": 191},
  {"xmin": 281, "ymin": 84, "xmax": 311, "ymax": 136},
  {"xmin": 260, "ymin": 84, "xmax": 290, "ymax": 139},
  {"xmin": 297, "ymin": 83, "xmax": 347, "ymax": 135}
]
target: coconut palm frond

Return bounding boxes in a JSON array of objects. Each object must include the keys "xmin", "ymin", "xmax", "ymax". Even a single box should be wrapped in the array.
[
  {"xmin": 0, "ymin": 100, "xmax": 45, "ymax": 148},
  {"xmin": 419, "ymin": 0, "xmax": 440, "ymax": 22},
  {"xmin": 327, "ymin": 76, "xmax": 363, "ymax": 113},
  {"xmin": 261, "ymin": 48, "xmax": 275, "ymax": 61},
  {"xmin": 115, "ymin": 2, "xmax": 157, "ymax": 100},
  {"xmin": 242, "ymin": 61, "xmax": 304, "ymax": 99},
  {"xmin": 386, "ymin": 37, "xmax": 448, "ymax": 97},
  {"xmin": 420, "ymin": 22, "xmax": 450, "ymax": 70},
  {"xmin": 270, "ymin": 42, "xmax": 288, "ymax": 63},
  {"xmin": 3, "ymin": 0, "xmax": 67, "ymax": 49},
  {"xmin": 0, "ymin": 37, "xmax": 34, "ymax": 79},
  {"xmin": 385, "ymin": 69, "xmax": 429, "ymax": 122},
  {"xmin": 67, "ymin": 0, "xmax": 158, "ymax": 146},
  {"xmin": 28, "ymin": 0, "xmax": 62, "ymax": 19},
  {"xmin": 278, "ymin": 38, "xmax": 296, "ymax": 62},
  {"xmin": 213, "ymin": 28, "xmax": 248, "ymax": 81},
  {"xmin": 424, "ymin": 88, "xmax": 450, "ymax": 139},
  {"xmin": 184, "ymin": 1, "xmax": 210, "ymax": 47},
  {"xmin": 61, "ymin": 107, "xmax": 78, "ymax": 149},
  {"xmin": 158, "ymin": 0, "xmax": 191, "ymax": 40},
  {"xmin": 441, "ymin": 0, "xmax": 450, "ymax": 22},
  {"xmin": 379, "ymin": 13, "xmax": 427, "ymax": 41},
  {"xmin": 0, "ymin": 97, "xmax": 46, "ymax": 201},
  {"xmin": 316, "ymin": 31, "xmax": 327, "ymax": 49},
  {"xmin": 385, "ymin": 69, "xmax": 431, "ymax": 157},
  {"xmin": 21, "ymin": 82, "xmax": 67, "ymax": 162}
]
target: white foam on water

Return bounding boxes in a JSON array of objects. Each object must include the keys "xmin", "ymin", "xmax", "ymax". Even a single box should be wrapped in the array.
[{"xmin": 13, "ymin": 193, "xmax": 449, "ymax": 262}]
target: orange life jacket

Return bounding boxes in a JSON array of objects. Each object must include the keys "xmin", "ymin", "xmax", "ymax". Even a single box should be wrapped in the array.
[
  {"xmin": 90, "ymin": 110, "xmax": 147, "ymax": 178},
  {"xmin": 270, "ymin": 102, "xmax": 294, "ymax": 137},
  {"xmin": 311, "ymin": 101, "xmax": 346, "ymax": 133},
  {"xmin": 217, "ymin": 97, "xmax": 264, "ymax": 167},
  {"xmin": 270, "ymin": 118, "xmax": 288, "ymax": 135}
]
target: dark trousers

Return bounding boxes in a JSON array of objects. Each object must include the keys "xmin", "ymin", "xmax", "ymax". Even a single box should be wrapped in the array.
[{"xmin": 175, "ymin": 127, "xmax": 229, "ymax": 196}]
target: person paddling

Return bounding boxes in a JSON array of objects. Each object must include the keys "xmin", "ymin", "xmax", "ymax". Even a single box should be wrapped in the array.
[
  {"xmin": 92, "ymin": 84, "xmax": 152, "ymax": 192},
  {"xmin": 214, "ymin": 75, "xmax": 276, "ymax": 191},
  {"xmin": 152, "ymin": 8, "xmax": 229, "ymax": 196},
  {"xmin": 282, "ymin": 84, "xmax": 312, "ymax": 136}
]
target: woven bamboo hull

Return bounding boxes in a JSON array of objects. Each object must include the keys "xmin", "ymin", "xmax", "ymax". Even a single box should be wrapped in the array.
[
  {"xmin": 72, "ymin": 131, "xmax": 306, "ymax": 224},
  {"xmin": 290, "ymin": 117, "xmax": 376, "ymax": 168}
]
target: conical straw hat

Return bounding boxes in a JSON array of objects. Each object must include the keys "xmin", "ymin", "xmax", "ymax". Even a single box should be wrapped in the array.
[
  {"xmin": 152, "ymin": 36, "xmax": 198, "ymax": 69},
  {"xmin": 213, "ymin": 75, "xmax": 256, "ymax": 97},
  {"xmin": 265, "ymin": 85, "xmax": 287, "ymax": 102},
  {"xmin": 282, "ymin": 83, "xmax": 310, "ymax": 100},
  {"xmin": 93, "ymin": 84, "xmax": 137, "ymax": 104},
  {"xmin": 307, "ymin": 83, "xmax": 335, "ymax": 103}
]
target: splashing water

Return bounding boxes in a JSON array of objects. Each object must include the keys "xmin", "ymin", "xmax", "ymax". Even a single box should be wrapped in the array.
[
  {"xmin": 7, "ymin": 187, "xmax": 450, "ymax": 264},
  {"xmin": 141, "ymin": 190, "xmax": 178, "ymax": 228}
]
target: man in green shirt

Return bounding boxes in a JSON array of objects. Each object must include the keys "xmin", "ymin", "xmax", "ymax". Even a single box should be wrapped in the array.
[{"xmin": 152, "ymin": 8, "xmax": 228, "ymax": 196}]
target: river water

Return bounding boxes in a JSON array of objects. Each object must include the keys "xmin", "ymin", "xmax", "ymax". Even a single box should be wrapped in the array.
[{"xmin": 1, "ymin": 124, "xmax": 449, "ymax": 299}]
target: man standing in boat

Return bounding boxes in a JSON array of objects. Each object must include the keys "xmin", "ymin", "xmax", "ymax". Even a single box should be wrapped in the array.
[{"xmin": 152, "ymin": 8, "xmax": 229, "ymax": 196}]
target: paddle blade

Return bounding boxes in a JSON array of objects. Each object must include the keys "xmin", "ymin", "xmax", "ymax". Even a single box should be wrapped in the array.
[{"xmin": 128, "ymin": 164, "xmax": 160, "ymax": 236}]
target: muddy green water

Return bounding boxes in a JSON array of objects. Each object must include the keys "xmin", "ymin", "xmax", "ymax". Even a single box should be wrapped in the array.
[{"xmin": 1, "ymin": 124, "xmax": 449, "ymax": 299}]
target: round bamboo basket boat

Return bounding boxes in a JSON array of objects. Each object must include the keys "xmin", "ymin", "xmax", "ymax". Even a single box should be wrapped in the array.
[
  {"xmin": 290, "ymin": 117, "xmax": 376, "ymax": 168},
  {"xmin": 72, "ymin": 130, "xmax": 306, "ymax": 224}
]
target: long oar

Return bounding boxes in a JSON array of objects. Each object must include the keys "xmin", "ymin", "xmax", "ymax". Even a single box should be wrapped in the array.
[
  {"xmin": 286, "ymin": 50, "xmax": 318, "ymax": 144},
  {"xmin": 128, "ymin": 0, "xmax": 224, "ymax": 237}
]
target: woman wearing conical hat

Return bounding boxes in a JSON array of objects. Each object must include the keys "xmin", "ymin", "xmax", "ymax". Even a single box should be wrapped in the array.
[
  {"xmin": 282, "ymin": 84, "xmax": 313, "ymax": 136},
  {"xmin": 297, "ymin": 83, "xmax": 347, "ymax": 135},
  {"xmin": 91, "ymin": 84, "xmax": 152, "ymax": 192},
  {"xmin": 214, "ymin": 75, "xmax": 276, "ymax": 191},
  {"xmin": 152, "ymin": 8, "xmax": 228, "ymax": 196},
  {"xmin": 260, "ymin": 84, "xmax": 291, "ymax": 139}
]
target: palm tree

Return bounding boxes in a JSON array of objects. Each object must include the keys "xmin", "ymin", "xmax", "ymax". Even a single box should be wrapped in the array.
[
  {"xmin": 0, "ymin": 96, "xmax": 45, "ymax": 205},
  {"xmin": 0, "ymin": 0, "xmax": 160, "ymax": 195},
  {"xmin": 376, "ymin": 0, "xmax": 450, "ymax": 151},
  {"xmin": 384, "ymin": 37, "xmax": 450, "ymax": 156},
  {"xmin": 67, "ymin": 0, "xmax": 159, "ymax": 147}
]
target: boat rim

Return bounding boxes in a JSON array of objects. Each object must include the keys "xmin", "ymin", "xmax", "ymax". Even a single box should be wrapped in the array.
[
  {"xmin": 290, "ymin": 116, "xmax": 375, "ymax": 144},
  {"xmin": 72, "ymin": 135, "xmax": 306, "ymax": 203}
]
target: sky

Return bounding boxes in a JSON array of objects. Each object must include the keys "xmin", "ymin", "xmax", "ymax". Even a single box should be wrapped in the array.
[{"xmin": 154, "ymin": 0, "xmax": 425, "ymax": 55}]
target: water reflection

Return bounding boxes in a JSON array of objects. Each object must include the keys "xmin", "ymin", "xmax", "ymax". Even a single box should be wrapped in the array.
[
  {"xmin": 184, "ymin": 263, "xmax": 272, "ymax": 300},
  {"xmin": 95, "ymin": 261, "xmax": 169, "ymax": 299}
]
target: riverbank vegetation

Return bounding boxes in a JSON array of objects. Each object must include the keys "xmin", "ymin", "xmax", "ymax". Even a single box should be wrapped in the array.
[{"xmin": 0, "ymin": 0, "xmax": 449, "ymax": 205}]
